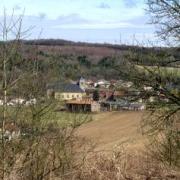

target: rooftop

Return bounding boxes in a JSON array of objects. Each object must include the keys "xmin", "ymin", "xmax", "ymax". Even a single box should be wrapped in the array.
[{"xmin": 47, "ymin": 82, "xmax": 84, "ymax": 93}]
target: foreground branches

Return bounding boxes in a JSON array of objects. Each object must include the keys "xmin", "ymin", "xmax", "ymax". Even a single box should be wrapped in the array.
[{"xmin": 147, "ymin": 0, "xmax": 180, "ymax": 44}]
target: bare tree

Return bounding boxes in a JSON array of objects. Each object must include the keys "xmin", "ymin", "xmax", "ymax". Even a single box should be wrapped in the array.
[
  {"xmin": 0, "ymin": 9, "xmax": 26, "ymax": 179},
  {"xmin": 118, "ymin": 0, "xmax": 180, "ymax": 167},
  {"xmin": 147, "ymin": 0, "xmax": 180, "ymax": 44},
  {"xmin": 0, "ymin": 10, "xmax": 90, "ymax": 180}
]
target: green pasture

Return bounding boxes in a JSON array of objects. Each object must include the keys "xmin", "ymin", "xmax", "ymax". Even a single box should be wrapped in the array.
[{"xmin": 136, "ymin": 65, "xmax": 180, "ymax": 77}]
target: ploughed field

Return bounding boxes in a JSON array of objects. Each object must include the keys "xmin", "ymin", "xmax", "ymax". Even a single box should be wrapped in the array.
[{"xmin": 76, "ymin": 111, "xmax": 146, "ymax": 151}]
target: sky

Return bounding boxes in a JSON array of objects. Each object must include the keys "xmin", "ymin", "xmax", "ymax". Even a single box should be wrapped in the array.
[{"xmin": 0, "ymin": 0, "xmax": 159, "ymax": 45}]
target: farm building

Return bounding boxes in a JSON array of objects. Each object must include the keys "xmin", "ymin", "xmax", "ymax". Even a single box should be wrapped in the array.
[
  {"xmin": 47, "ymin": 82, "xmax": 86, "ymax": 101},
  {"xmin": 101, "ymin": 101, "xmax": 145, "ymax": 111},
  {"xmin": 66, "ymin": 99, "xmax": 100, "ymax": 112}
]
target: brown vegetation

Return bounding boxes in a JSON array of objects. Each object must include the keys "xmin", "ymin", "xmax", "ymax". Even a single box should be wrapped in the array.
[
  {"xmin": 74, "ymin": 148, "xmax": 180, "ymax": 180},
  {"xmin": 77, "ymin": 112, "xmax": 145, "ymax": 151}
]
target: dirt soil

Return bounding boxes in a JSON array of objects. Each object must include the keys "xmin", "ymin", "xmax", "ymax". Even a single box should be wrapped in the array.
[{"xmin": 76, "ymin": 111, "xmax": 147, "ymax": 152}]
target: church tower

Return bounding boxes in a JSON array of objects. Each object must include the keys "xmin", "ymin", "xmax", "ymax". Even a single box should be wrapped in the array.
[{"xmin": 78, "ymin": 77, "xmax": 86, "ymax": 91}]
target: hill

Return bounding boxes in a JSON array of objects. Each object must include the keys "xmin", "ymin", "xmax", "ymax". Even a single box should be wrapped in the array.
[{"xmin": 1, "ymin": 39, "xmax": 179, "ymax": 85}]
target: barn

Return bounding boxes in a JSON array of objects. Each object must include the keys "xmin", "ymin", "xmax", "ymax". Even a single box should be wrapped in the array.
[{"xmin": 66, "ymin": 99, "xmax": 100, "ymax": 112}]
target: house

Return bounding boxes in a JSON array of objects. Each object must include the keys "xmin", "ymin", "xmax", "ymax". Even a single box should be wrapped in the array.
[
  {"xmin": 0, "ymin": 100, "xmax": 3, "ymax": 106},
  {"xmin": 2, "ymin": 98, "xmax": 37, "ymax": 106},
  {"xmin": 66, "ymin": 99, "xmax": 100, "ymax": 112},
  {"xmin": 85, "ymin": 79, "xmax": 95, "ymax": 88},
  {"xmin": 94, "ymin": 79, "xmax": 110, "ymax": 88},
  {"xmin": 10, "ymin": 98, "xmax": 26, "ymax": 106},
  {"xmin": 101, "ymin": 101, "xmax": 145, "ymax": 111},
  {"xmin": 98, "ymin": 89, "xmax": 125, "ymax": 101},
  {"xmin": 47, "ymin": 82, "xmax": 86, "ymax": 101},
  {"xmin": 25, "ymin": 98, "xmax": 37, "ymax": 106}
]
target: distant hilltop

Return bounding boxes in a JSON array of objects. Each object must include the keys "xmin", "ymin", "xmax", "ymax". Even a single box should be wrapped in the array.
[
  {"xmin": 1, "ymin": 38, "xmax": 179, "ymax": 54},
  {"xmin": 19, "ymin": 38, "xmax": 177, "ymax": 51}
]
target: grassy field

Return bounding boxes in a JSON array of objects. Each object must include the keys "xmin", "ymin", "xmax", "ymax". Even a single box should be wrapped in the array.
[
  {"xmin": 136, "ymin": 65, "xmax": 180, "ymax": 77},
  {"xmin": 49, "ymin": 111, "xmax": 92, "ymax": 127},
  {"xmin": 3, "ymin": 105, "xmax": 146, "ymax": 151},
  {"xmin": 76, "ymin": 111, "xmax": 146, "ymax": 152},
  {"xmin": 1, "ymin": 105, "xmax": 92, "ymax": 128}
]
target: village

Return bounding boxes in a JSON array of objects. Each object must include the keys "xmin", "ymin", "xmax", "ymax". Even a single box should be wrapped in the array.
[
  {"xmin": 0, "ymin": 76, "xmax": 177, "ymax": 142},
  {"xmin": 47, "ymin": 77, "xmax": 147, "ymax": 112},
  {"xmin": 1, "ymin": 76, "xmax": 172, "ymax": 114}
]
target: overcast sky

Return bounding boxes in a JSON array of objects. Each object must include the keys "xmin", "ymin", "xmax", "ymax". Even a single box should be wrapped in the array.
[{"xmin": 0, "ymin": 0, "xmax": 160, "ymax": 45}]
